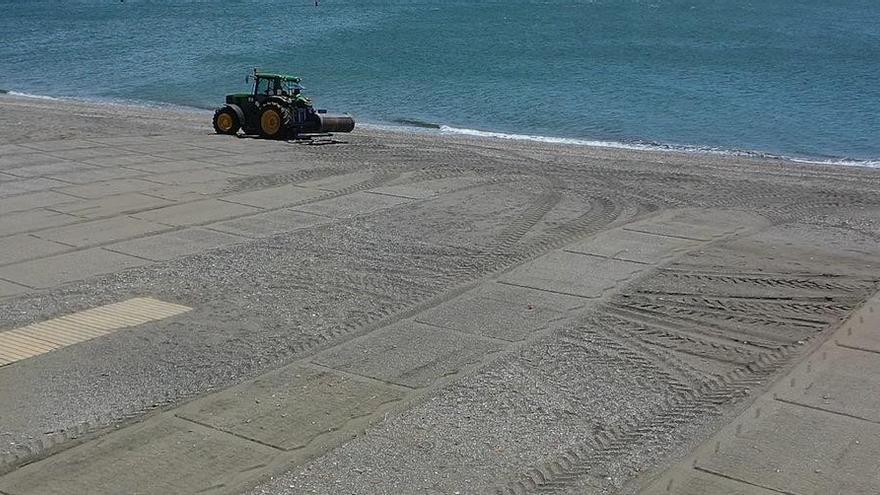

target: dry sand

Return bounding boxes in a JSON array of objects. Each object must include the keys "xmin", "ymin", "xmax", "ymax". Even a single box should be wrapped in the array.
[{"xmin": 0, "ymin": 94, "xmax": 879, "ymax": 494}]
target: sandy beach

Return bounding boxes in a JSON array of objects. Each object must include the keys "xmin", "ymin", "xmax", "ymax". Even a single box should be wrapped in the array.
[{"xmin": 1, "ymin": 93, "xmax": 880, "ymax": 495}]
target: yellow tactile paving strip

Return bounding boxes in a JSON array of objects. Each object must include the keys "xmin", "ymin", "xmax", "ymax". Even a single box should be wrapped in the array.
[{"xmin": 0, "ymin": 298, "xmax": 191, "ymax": 367}]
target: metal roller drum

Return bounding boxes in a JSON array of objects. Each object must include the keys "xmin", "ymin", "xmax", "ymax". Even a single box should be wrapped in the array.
[{"xmin": 316, "ymin": 114, "xmax": 355, "ymax": 133}]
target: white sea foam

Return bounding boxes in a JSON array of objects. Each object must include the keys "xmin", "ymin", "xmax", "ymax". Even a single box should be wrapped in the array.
[
  {"xmin": 438, "ymin": 125, "xmax": 655, "ymax": 150},
  {"xmin": 434, "ymin": 124, "xmax": 880, "ymax": 169},
  {"xmin": 790, "ymin": 157, "xmax": 880, "ymax": 169},
  {"xmin": 363, "ymin": 122, "xmax": 654, "ymax": 150},
  {"xmin": 6, "ymin": 91, "xmax": 61, "ymax": 101}
]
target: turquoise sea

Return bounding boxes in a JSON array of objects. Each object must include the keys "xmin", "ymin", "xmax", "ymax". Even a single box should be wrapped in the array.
[{"xmin": 1, "ymin": 0, "xmax": 878, "ymax": 164}]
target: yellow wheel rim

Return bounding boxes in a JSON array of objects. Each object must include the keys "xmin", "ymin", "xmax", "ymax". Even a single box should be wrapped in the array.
[
  {"xmin": 216, "ymin": 113, "xmax": 234, "ymax": 132},
  {"xmin": 261, "ymin": 110, "xmax": 281, "ymax": 135}
]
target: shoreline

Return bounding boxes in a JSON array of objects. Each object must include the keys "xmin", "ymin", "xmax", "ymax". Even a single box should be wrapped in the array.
[{"xmin": 3, "ymin": 91, "xmax": 877, "ymax": 170}]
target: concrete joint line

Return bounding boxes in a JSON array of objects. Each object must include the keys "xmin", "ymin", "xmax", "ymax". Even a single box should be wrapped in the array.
[
  {"xmin": 412, "ymin": 318, "xmax": 516, "ymax": 345},
  {"xmin": 99, "ymin": 246, "xmax": 156, "ymax": 262},
  {"xmin": 27, "ymin": 232, "xmax": 77, "ymax": 249},
  {"xmin": 560, "ymin": 249, "xmax": 653, "ymax": 266},
  {"xmin": 0, "ymin": 277, "xmax": 34, "ymax": 290},
  {"xmin": 773, "ymin": 396, "xmax": 880, "ymax": 425},
  {"xmin": 496, "ymin": 280, "xmax": 597, "ymax": 300},
  {"xmin": 303, "ymin": 361, "xmax": 416, "ymax": 393},
  {"xmin": 214, "ymin": 197, "xmax": 269, "ymax": 209},
  {"xmin": 692, "ymin": 466, "xmax": 798, "ymax": 495},
  {"xmin": 363, "ymin": 189, "xmax": 423, "ymax": 200},
  {"xmin": 622, "ymin": 227, "xmax": 712, "ymax": 242},
  {"xmin": 835, "ymin": 342, "xmax": 880, "ymax": 356},
  {"xmin": 172, "ymin": 415, "xmax": 286, "ymax": 452},
  {"xmin": 287, "ymin": 208, "xmax": 333, "ymax": 219}
]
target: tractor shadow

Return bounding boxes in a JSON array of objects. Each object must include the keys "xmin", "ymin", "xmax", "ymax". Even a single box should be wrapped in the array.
[{"xmin": 232, "ymin": 133, "xmax": 348, "ymax": 146}]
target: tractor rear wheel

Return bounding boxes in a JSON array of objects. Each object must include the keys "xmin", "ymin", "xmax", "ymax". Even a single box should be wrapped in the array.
[
  {"xmin": 212, "ymin": 107, "xmax": 240, "ymax": 135},
  {"xmin": 259, "ymin": 102, "xmax": 291, "ymax": 139}
]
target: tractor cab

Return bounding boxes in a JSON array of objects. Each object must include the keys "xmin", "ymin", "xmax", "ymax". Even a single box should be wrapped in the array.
[
  {"xmin": 212, "ymin": 68, "xmax": 354, "ymax": 139},
  {"xmin": 252, "ymin": 72, "xmax": 302, "ymax": 100}
]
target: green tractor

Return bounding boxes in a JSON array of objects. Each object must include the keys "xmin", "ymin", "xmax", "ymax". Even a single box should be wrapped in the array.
[{"xmin": 212, "ymin": 69, "xmax": 355, "ymax": 139}]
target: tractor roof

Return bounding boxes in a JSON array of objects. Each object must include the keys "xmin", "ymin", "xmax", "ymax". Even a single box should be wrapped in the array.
[{"xmin": 254, "ymin": 72, "xmax": 301, "ymax": 82}]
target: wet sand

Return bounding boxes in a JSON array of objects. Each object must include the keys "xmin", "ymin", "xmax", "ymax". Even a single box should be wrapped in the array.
[{"xmin": 1, "ymin": 94, "xmax": 879, "ymax": 494}]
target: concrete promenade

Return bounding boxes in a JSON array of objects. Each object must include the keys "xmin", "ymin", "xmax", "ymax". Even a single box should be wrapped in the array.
[
  {"xmin": 639, "ymin": 293, "xmax": 880, "ymax": 495},
  {"xmin": 0, "ymin": 135, "xmax": 349, "ymax": 296}
]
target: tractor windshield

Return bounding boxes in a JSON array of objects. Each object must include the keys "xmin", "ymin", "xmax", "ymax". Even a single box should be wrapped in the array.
[
  {"xmin": 254, "ymin": 78, "xmax": 271, "ymax": 95},
  {"xmin": 255, "ymin": 77, "xmax": 301, "ymax": 97}
]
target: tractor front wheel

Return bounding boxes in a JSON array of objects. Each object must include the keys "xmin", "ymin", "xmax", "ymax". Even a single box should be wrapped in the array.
[
  {"xmin": 212, "ymin": 107, "xmax": 240, "ymax": 135},
  {"xmin": 259, "ymin": 102, "xmax": 291, "ymax": 139}
]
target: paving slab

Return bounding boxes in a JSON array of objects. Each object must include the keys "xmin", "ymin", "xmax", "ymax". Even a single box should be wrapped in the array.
[
  {"xmin": 125, "ymin": 159, "xmax": 214, "ymax": 174},
  {"xmin": 500, "ymin": 250, "xmax": 645, "ymax": 298},
  {"xmin": 0, "ymin": 191, "xmax": 77, "ymax": 214},
  {"xmin": 0, "ymin": 209, "xmax": 80, "ymax": 236},
  {"xmin": 624, "ymin": 208, "xmax": 761, "ymax": 242},
  {"xmin": 0, "ymin": 234, "xmax": 70, "ymax": 265},
  {"xmin": 83, "ymin": 154, "xmax": 171, "ymax": 167},
  {"xmin": 638, "ymin": 295, "xmax": 880, "ymax": 495},
  {"xmin": 41, "ymin": 146, "xmax": 134, "ymax": 161},
  {"xmin": 219, "ymin": 184, "xmax": 325, "ymax": 209},
  {"xmin": 314, "ymin": 321, "xmax": 505, "ymax": 388},
  {"xmin": 46, "ymin": 164, "xmax": 147, "ymax": 184},
  {"xmin": 416, "ymin": 291, "xmax": 566, "ymax": 341},
  {"xmin": 17, "ymin": 139, "xmax": 101, "ymax": 152},
  {"xmin": 476, "ymin": 281, "xmax": 588, "ymax": 312},
  {"xmin": 776, "ymin": 344, "xmax": 880, "ymax": 423},
  {"xmin": 0, "ymin": 279, "xmax": 30, "ymax": 299},
  {"xmin": 149, "ymin": 148, "xmax": 232, "ymax": 161},
  {"xmin": 142, "ymin": 181, "xmax": 232, "ymax": 200},
  {"xmin": 51, "ymin": 192, "xmax": 174, "ymax": 218},
  {"xmin": 4, "ymin": 160, "xmax": 97, "ymax": 179},
  {"xmin": 292, "ymin": 191, "xmax": 410, "ymax": 219},
  {"xmin": 0, "ymin": 247, "xmax": 148, "ymax": 288},
  {"xmin": 297, "ymin": 170, "xmax": 377, "ymax": 192},
  {"xmin": 0, "ymin": 153, "xmax": 71, "ymax": 170},
  {"xmin": 36, "ymin": 216, "xmax": 171, "ymax": 247},
  {"xmin": 145, "ymin": 168, "xmax": 238, "ymax": 185},
  {"xmin": 183, "ymin": 136, "xmax": 289, "ymax": 153},
  {"xmin": 56, "ymin": 178, "xmax": 158, "ymax": 199},
  {"xmin": 0, "ymin": 177, "xmax": 69, "ymax": 197},
  {"xmin": 0, "ymin": 416, "xmax": 278, "ymax": 495},
  {"xmin": 640, "ymin": 470, "xmax": 777, "ymax": 495},
  {"xmin": 208, "ymin": 209, "xmax": 330, "ymax": 238},
  {"xmin": 220, "ymin": 159, "xmax": 316, "ymax": 175},
  {"xmin": 0, "ymin": 144, "xmax": 34, "ymax": 156},
  {"xmin": 566, "ymin": 227, "xmax": 697, "ymax": 264},
  {"xmin": 184, "ymin": 138, "xmax": 289, "ymax": 154},
  {"xmin": 367, "ymin": 184, "xmax": 439, "ymax": 199},
  {"xmin": 837, "ymin": 303, "xmax": 880, "ymax": 353},
  {"xmin": 177, "ymin": 365, "xmax": 405, "ymax": 451},
  {"xmin": 697, "ymin": 402, "xmax": 880, "ymax": 495},
  {"xmin": 131, "ymin": 198, "xmax": 261, "ymax": 226},
  {"xmin": 0, "ymin": 297, "xmax": 192, "ymax": 367},
  {"xmin": 181, "ymin": 140, "xmax": 264, "ymax": 155},
  {"xmin": 107, "ymin": 228, "xmax": 246, "ymax": 261},
  {"xmin": 114, "ymin": 142, "xmax": 203, "ymax": 154},
  {"xmin": 86, "ymin": 136, "xmax": 166, "ymax": 146}
]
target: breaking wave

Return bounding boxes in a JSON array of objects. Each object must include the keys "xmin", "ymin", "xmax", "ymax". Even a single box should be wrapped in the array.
[{"xmin": 436, "ymin": 124, "xmax": 880, "ymax": 169}]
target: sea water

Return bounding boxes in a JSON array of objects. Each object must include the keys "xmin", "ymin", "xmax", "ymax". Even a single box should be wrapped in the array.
[{"xmin": 0, "ymin": 0, "xmax": 877, "ymax": 164}]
